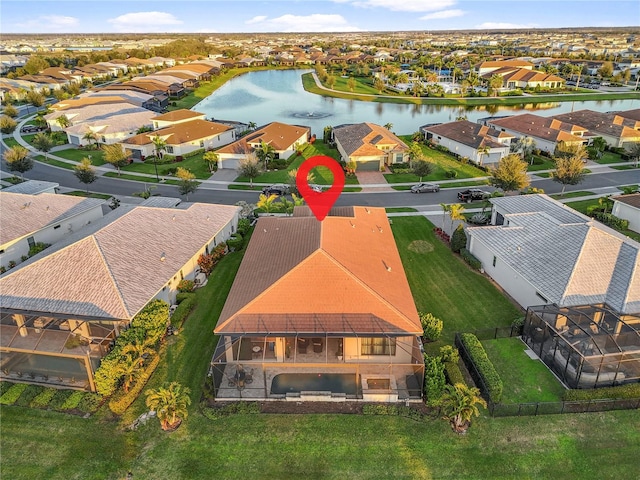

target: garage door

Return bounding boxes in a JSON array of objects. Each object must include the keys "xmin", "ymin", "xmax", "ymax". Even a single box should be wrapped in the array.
[
  {"xmin": 220, "ymin": 158, "xmax": 241, "ymax": 170},
  {"xmin": 357, "ymin": 160, "xmax": 381, "ymax": 171}
]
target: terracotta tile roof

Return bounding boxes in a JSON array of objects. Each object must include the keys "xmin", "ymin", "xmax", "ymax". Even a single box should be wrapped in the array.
[
  {"xmin": 0, "ymin": 203, "xmax": 239, "ymax": 320},
  {"xmin": 215, "ymin": 206, "xmax": 421, "ymax": 336},
  {"xmin": 611, "ymin": 193, "xmax": 640, "ymax": 209},
  {"xmin": 479, "ymin": 60, "xmax": 534, "ymax": 69},
  {"xmin": 123, "ymin": 119, "xmax": 231, "ymax": 146},
  {"xmin": 424, "ymin": 120, "xmax": 512, "ymax": 149},
  {"xmin": 216, "ymin": 122, "xmax": 309, "ymax": 154},
  {"xmin": 165, "ymin": 63, "xmax": 213, "ymax": 74},
  {"xmin": 50, "ymin": 96, "xmax": 129, "ymax": 111},
  {"xmin": 552, "ymin": 110, "xmax": 640, "ymax": 140},
  {"xmin": 333, "ymin": 123, "xmax": 409, "ymax": 158},
  {"xmin": 0, "ymin": 192, "xmax": 104, "ymax": 245},
  {"xmin": 152, "ymin": 109, "xmax": 205, "ymax": 122},
  {"xmin": 488, "ymin": 114, "xmax": 586, "ymax": 144}
]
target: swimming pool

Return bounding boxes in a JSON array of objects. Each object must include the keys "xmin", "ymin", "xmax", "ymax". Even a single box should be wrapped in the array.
[{"xmin": 270, "ymin": 373, "xmax": 359, "ymax": 395}]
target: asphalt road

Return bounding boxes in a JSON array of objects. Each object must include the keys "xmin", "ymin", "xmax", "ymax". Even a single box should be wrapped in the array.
[{"xmin": 11, "ymin": 158, "xmax": 640, "ymax": 209}]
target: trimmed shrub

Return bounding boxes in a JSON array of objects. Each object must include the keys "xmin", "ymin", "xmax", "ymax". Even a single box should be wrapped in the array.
[
  {"xmin": 460, "ymin": 248, "xmax": 482, "ymax": 271},
  {"xmin": 439, "ymin": 345, "xmax": 460, "ymax": 364},
  {"xmin": 424, "ymin": 354, "xmax": 446, "ymax": 405},
  {"xmin": 171, "ymin": 294, "xmax": 197, "ymax": 327},
  {"xmin": 15, "ymin": 385, "xmax": 44, "ymax": 407},
  {"xmin": 30, "ymin": 387, "xmax": 58, "ymax": 408},
  {"xmin": 444, "ymin": 361, "xmax": 466, "ymax": 386},
  {"xmin": 459, "ymin": 333, "xmax": 503, "ymax": 403},
  {"xmin": 237, "ymin": 218, "xmax": 251, "ymax": 236},
  {"xmin": 28, "ymin": 242, "xmax": 50, "ymax": 257},
  {"xmin": 202, "ymin": 401, "xmax": 261, "ymax": 420},
  {"xmin": 77, "ymin": 392, "xmax": 104, "ymax": 414},
  {"xmin": 563, "ymin": 383, "xmax": 640, "ymax": 401},
  {"xmin": 227, "ymin": 234, "xmax": 244, "ymax": 251},
  {"xmin": 49, "ymin": 389, "xmax": 74, "ymax": 410},
  {"xmin": 592, "ymin": 212, "xmax": 629, "ymax": 230},
  {"xmin": 445, "ymin": 170, "xmax": 458, "ymax": 179},
  {"xmin": 175, "ymin": 292, "xmax": 195, "ymax": 304},
  {"xmin": 450, "ymin": 224, "xmax": 467, "ymax": 253},
  {"xmin": 60, "ymin": 391, "xmax": 84, "ymax": 410},
  {"xmin": 108, "ymin": 354, "xmax": 160, "ymax": 415},
  {"xmin": 420, "ymin": 312, "xmax": 443, "ymax": 342},
  {"xmin": 130, "ymin": 299, "xmax": 169, "ymax": 343},
  {"xmin": 177, "ymin": 279, "xmax": 195, "ymax": 293},
  {"xmin": 0, "ymin": 383, "xmax": 28, "ymax": 405}
]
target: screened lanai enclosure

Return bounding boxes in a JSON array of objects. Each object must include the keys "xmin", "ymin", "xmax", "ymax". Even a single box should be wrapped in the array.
[
  {"xmin": 209, "ymin": 332, "xmax": 425, "ymax": 402},
  {"xmin": 523, "ymin": 304, "xmax": 640, "ymax": 389},
  {"xmin": 0, "ymin": 311, "xmax": 122, "ymax": 391}
]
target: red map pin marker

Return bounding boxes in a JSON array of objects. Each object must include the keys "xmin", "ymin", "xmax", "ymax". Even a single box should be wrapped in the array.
[{"xmin": 296, "ymin": 155, "xmax": 345, "ymax": 221}]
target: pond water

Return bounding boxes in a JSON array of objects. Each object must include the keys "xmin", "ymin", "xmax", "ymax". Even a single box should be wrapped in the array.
[{"xmin": 194, "ymin": 69, "xmax": 640, "ymax": 138}]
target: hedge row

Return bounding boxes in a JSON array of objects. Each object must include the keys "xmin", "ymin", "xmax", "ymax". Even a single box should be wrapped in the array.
[
  {"xmin": 0, "ymin": 381, "xmax": 104, "ymax": 414},
  {"xmin": 459, "ymin": 333, "xmax": 503, "ymax": 403},
  {"xmin": 108, "ymin": 354, "xmax": 160, "ymax": 415},
  {"xmin": 202, "ymin": 401, "xmax": 261, "ymax": 420},
  {"xmin": 30, "ymin": 388, "xmax": 58, "ymax": 408},
  {"xmin": 15, "ymin": 385, "xmax": 44, "ymax": 407},
  {"xmin": 460, "ymin": 248, "xmax": 482, "ymax": 271},
  {"xmin": 171, "ymin": 294, "xmax": 197, "ymax": 328},
  {"xmin": 444, "ymin": 361, "xmax": 466, "ymax": 386},
  {"xmin": 563, "ymin": 383, "xmax": 640, "ymax": 401},
  {"xmin": 0, "ymin": 383, "xmax": 27, "ymax": 405}
]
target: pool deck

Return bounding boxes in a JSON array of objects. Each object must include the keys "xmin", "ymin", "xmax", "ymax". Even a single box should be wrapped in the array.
[{"xmin": 214, "ymin": 363, "xmax": 422, "ymax": 402}]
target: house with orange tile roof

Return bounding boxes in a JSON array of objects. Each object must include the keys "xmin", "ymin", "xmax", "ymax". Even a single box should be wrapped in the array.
[
  {"xmin": 211, "ymin": 206, "xmax": 425, "ymax": 402},
  {"xmin": 421, "ymin": 120, "xmax": 514, "ymax": 165},
  {"xmin": 552, "ymin": 109, "xmax": 640, "ymax": 151},
  {"xmin": 332, "ymin": 123, "xmax": 410, "ymax": 171},
  {"xmin": 0, "ymin": 201, "xmax": 240, "ymax": 392},
  {"xmin": 216, "ymin": 122, "xmax": 310, "ymax": 169},
  {"xmin": 481, "ymin": 113, "xmax": 588, "ymax": 154},
  {"xmin": 121, "ymin": 118, "xmax": 235, "ymax": 159}
]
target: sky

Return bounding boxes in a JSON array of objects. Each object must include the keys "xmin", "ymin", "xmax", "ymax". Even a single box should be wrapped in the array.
[{"xmin": 1, "ymin": 0, "xmax": 637, "ymax": 34}]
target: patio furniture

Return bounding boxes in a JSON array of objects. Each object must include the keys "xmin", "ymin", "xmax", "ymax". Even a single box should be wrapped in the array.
[
  {"xmin": 234, "ymin": 365, "xmax": 246, "ymax": 390},
  {"xmin": 312, "ymin": 338, "xmax": 323, "ymax": 353},
  {"xmin": 297, "ymin": 338, "xmax": 308, "ymax": 354}
]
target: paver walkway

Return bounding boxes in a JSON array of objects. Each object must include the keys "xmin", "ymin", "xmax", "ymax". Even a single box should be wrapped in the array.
[{"xmin": 355, "ymin": 170, "xmax": 395, "ymax": 192}]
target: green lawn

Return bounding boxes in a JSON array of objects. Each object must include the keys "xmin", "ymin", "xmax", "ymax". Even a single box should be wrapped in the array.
[
  {"xmin": 565, "ymin": 198, "xmax": 640, "ymax": 242},
  {"xmin": 550, "ymin": 191, "xmax": 594, "ymax": 200},
  {"xmin": 53, "ymin": 147, "xmax": 107, "ymax": 166},
  {"xmin": 482, "ymin": 338, "xmax": 566, "ymax": 404},
  {"xmin": 386, "ymin": 207, "xmax": 418, "ymax": 213},
  {"xmin": 527, "ymin": 156, "xmax": 556, "ymax": 171},
  {"xmin": 2, "ymin": 218, "xmax": 640, "ymax": 479},
  {"xmin": 595, "ymin": 151, "xmax": 624, "ymax": 164},
  {"xmin": 391, "ymin": 216, "xmax": 523, "ymax": 350},
  {"xmin": 65, "ymin": 191, "xmax": 112, "ymax": 200}
]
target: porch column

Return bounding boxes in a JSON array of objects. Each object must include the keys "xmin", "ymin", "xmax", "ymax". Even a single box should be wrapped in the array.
[
  {"xmin": 224, "ymin": 336, "xmax": 234, "ymax": 363},
  {"xmin": 68, "ymin": 319, "xmax": 91, "ymax": 339},
  {"xmin": 12, "ymin": 314, "xmax": 28, "ymax": 337}
]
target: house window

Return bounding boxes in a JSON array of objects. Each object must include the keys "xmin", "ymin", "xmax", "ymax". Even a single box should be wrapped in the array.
[
  {"xmin": 200, "ymin": 141, "xmax": 204, "ymax": 148},
  {"xmin": 180, "ymin": 270, "xmax": 184, "ymax": 280},
  {"xmin": 492, "ymin": 256, "xmax": 497, "ymax": 267},
  {"xmin": 361, "ymin": 337, "xmax": 396, "ymax": 356},
  {"xmin": 27, "ymin": 236, "xmax": 35, "ymax": 249},
  {"xmin": 166, "ymin": 146, "xmax": 174, "ymax": 154},
  {"xmin": 54, "ymin": 224, "xmax": 61, "ymax": 230}
]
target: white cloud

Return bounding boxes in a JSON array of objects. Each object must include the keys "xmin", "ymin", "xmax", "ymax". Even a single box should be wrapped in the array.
[
  {"xmin": 244, "ymin": 14, "xmax": 361, "ymax": 32},
  {"xmin": 474, "ymin": 22, "xmax": 537, "ymax": 29},
  {"xmin": 107, "ymin": 12, "xmax": 183, "ymax": 33},
  {"xmin": 246, "ymin": 16, "xmax": 268, "ymax": 25},
  {"xmin": 16, "ymin": 15, "xmax": 79, "ymax": 32},
  {"xmin": 419, "ymin": 9, "xmax": 465, "ymax": 20},
  {"xmin": 334, "ymin": 0, "xmax": 457, "ymax": 13}
]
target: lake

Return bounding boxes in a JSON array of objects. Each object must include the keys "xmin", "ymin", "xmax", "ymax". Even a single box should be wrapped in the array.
[{"xmin": 194, "ymin": 69, "xmax": 640, "ymax": 138}]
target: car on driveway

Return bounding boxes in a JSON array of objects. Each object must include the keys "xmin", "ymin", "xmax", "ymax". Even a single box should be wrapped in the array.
[
  {"xmin": 261, "ymin": 184, "xmax": 290, "ymax": 196},
  {"xmin": 20, "ymin": 125, "xmax": 47, "ymax": 134},
  {"xmin": 410, "ymin": 182, "xmax": 440, "ymax": 193},
  {"xmin": 457, "ymin": 188, "xmax": 490, "ymax": 202}
]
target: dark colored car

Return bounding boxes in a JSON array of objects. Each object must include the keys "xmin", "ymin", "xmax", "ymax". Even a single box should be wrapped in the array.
[
  {"xmin": 457, "ymin": 189, "xmax": 490, "ymax": 202},
  {"xmin": 410, "ymin": 182, "xmax": 440, "ymax": 193},
  {"xmin": 20, "ymin": 125, "xmax": 47, "ymax": 134},
  {"xmin": 261, "ymin": 184, "xmax": 290, "ymax": 196}
]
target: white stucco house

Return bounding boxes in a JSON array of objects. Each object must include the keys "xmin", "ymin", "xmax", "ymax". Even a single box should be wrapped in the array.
[
  {"xmin": 611, "ymin": 193, "xmax": 640, "ymax": 234},
  {"xmin": 465, "ymin": 194, "xmax": 640, "ymax": 314}
]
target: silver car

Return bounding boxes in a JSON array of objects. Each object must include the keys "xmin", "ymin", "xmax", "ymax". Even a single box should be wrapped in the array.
[{"xmin": 410, "ymin": 182, "xmax": 440, "ymax": 193}]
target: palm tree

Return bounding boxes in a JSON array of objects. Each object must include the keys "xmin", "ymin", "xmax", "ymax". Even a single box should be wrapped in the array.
[
  {"xmin": 439, "ymin": 203, "xmax": 450, "ymax": 231},
  {"xmin": 248, "ymin": 121, "xmax": 257, "ymax": 131},
  {"xmin": 118, "ymin": 354, "xmax": 139, "ymax": 393},
  {"xmin": 488, "ymin": 74, "xmax": 503, "ymax": 97},
  {"xmin": 145, "ymin": 382, "xmax": 191, "ymax": 431},
  {"xmin": 121, "ymin": 337, "xmax": 156, "ymax": 367},
  {"xmin": 448, "ymin": 203, "xmax": 466, "ymax": 234},
  {"xmin": 477, "ymin": 145, "xmax": 490, "ymax": 166},
  {"xmin": 257, "ymin": 193, "xmax": 278, "ymax": 214},
  {"xmin": 256, "ymin": 140, "xmax": 275, "ymax": 170},
  {"xmin": 438, "ymin": 383, "xmax": 487, "ymax": 433},
  {"xmin": 384, "ymin": 123, "xmax": 393, "ymax": 131},
  {"xmin": 82, "ymin": 130, "xmax": 98, "ymax": 149},
  {"xmin": 56, "ymin": 114, "xmax": 71, "ymax": 129},
  {"xmin": 151, "ymin": 135, "xmax": 167, "ymax": 181}
]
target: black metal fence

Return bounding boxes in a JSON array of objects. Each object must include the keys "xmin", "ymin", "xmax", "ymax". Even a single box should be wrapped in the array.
[{"xmin": 455, "ymin": 332, "xmax": 640, "ymax": 418}]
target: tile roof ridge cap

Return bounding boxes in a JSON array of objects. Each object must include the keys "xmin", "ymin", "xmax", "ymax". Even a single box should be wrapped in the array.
[
  {"xmin": 317, "ymin": 249, "xmax": 419, "ymax": 330},
  {"xmin": 215, "ymin": 250, "xmax": 323, "ymax": 332},
  {"xmin": 91, "ymin": 234, "xmax": 133, "ymax": 319}
]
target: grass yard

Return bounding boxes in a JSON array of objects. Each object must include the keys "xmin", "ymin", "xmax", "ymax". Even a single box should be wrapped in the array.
[
  {"xmin": 564, "ymin": 198, "xmax": 640, "ymax": 242},
  {"xmin": 2, "ymin": 218, "xmax": 640, "ymax": 479},
  {"xmin": 53, "ymin": 147, "xmax": 107, "ymax": 166},
  {"xmin": 595, "ymin": 151, "xmax": 624, "ymax": 164},
  {"xmin": 482, "ymin": 338, "xmax": 566, "ymax": 404},
  {"xmin": 65, "ymin": 190, "xmax": 112, "ymax": 200},
  {"xmin": 391, "ymin": 216, "xmax": 523, "ymax": 349},
  {"xmin": 527, "ymin": 156, "xmax": 556, "ymax": 171},
  {"xmin": 550, "ymin": 191, "xmax": 595, "ymax": 200}
]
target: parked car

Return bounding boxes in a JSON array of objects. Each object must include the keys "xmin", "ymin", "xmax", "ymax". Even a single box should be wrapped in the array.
[
  {"xmin": 20, "ymin": 125, "xmax": 47, "ymax": 134},
  {"xmin": 410, "ymin": 182, "xmax": 440, "ymax": 193},
  {"xmin": 261, "ymin": 184, "xmax": 290, "ymax": 196},
  {"xmin": 457, "ymin": 189, "xmax": 490, "ymax": 202}
]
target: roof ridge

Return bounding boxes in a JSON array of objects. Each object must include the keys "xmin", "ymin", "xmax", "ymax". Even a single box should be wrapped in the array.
[
  {"xmin": 214, "ymin": 249, "xmax": 323, "ymax": 333},
  {"xmin": 89, "ymin": 235, "xmax": 133, "ymax": 318},
  {"xmin": 318, "ymin": 248, "xmax": 419, "ymax": 333}
]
